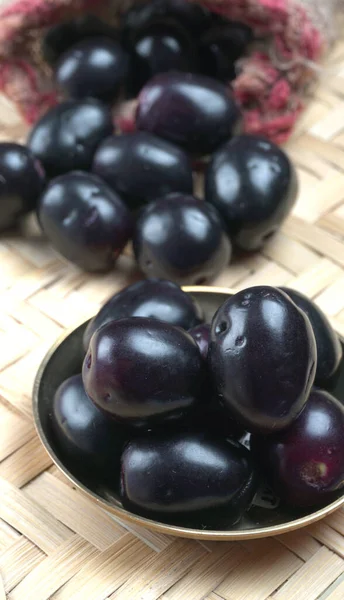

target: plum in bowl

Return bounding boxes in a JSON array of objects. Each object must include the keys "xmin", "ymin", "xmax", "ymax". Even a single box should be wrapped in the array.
[{"xmin": 33, "ymin": 286, "xmax": 344, "ymax": 540}]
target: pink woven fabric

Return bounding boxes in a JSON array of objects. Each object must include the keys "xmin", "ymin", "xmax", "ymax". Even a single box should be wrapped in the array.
[{"xmin": 0, "ymin": 0, "xmax": 327, "ymax": 142}]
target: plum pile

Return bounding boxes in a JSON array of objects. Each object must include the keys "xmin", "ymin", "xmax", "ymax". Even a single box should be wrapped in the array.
[
  {"xmin": 51, "ymin": 280, "xmax": 344, "ymax": 530},
  {"xmin": 1, "ymin": 1, "xmax": 298, "ymax": 284}
]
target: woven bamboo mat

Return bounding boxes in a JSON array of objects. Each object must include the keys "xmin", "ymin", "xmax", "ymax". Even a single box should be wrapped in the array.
[{"xmin": 1, "ymin": 30, "xmax": 344, "ymax": 600}]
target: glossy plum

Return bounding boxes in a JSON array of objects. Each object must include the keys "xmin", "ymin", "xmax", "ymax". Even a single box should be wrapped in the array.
[
  {"xmin": 205, "ymin": 135, "xmax": 298, "ymax": 250},
  {"xmin": 136, "ymin": 72, "xmax": 241, "ymax": 155},
  {"xmin": 209, "ymin": 286, "xmax": 317, "ymax": 434},
  {"xmin": 39, "ymin": 171, "xmax": 133, "ymax": 272},
  {"xmin": 42, "ymin": 15, "xmax": 119, "ymax": 66},
  {"xmin": 83, "ymin": 278, "xmax": 203, "ymax": 351},
  {"xmin": 188, "ymin": 323, "xmax": 210, "ymax": 359},
  {"xmin": 199, "ymin": 21, "xmax": 253, "ymax": 81},
  {"xmin": 129, "ymin": 23, "xmax": 195, "ymax": 96},
  {"xmin": 133, "ymin": 194, "xmax": 231, "ymax": 285},
  {"xmin": 0, "ymin": 143, "xmax": 45, "ymax": 231},
  {"xmin": 120, "ymin": 432, "xmax": 257, "ymax": 528},
  {"xmin": 92, "ymin": 132, "xmax": 193, "ymax": 210},
  {"xmin": 121, "ymin": 0, "xmax": 211, "ymax": 47},
  {"xmin": 56, "ymin": 38, "xmax": 129, "ymax": 103},
  {"xmin": 281, "ymin": 287, "xmax": 342, "ymax": 388},
  {"xmin": 28, "ymin": 99, "xmax": 113, "ymax": 179},
  {"xmin": 252, "ymin": 389, "xmax": 344, "ymax": 507},
  {"xmin": 83, "ymin": 317, "xmax": 205, "ymax": 427},
  {"xmin": 51, "ymin": 374, "xmax": 126, "ymax": 470}
]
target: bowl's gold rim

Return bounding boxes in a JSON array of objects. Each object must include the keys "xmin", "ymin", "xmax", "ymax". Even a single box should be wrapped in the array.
[{"xmin": 32, "ymin": 285, "xmax": 344, "ymax": 541}]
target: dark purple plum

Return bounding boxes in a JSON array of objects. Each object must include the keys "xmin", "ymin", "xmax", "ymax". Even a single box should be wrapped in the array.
[
  {"xmin": 38, "ymin": 171, "xmax": 133, "ymax": 272},
  {"xmin": 83, "ymin": 278, "xmax": 203, "ymax": 351},
  {"xmin": 0, "ymin": 143, "xmax": 45, "ymax": 231},
  {"xmin": 199, "ymin": 22, "xmax": 253, "ymax": 81},
  {"xmin": 281, "ymin": 287, "xmax": 342, "ymax": 388},
  {"xmin": 120, "ymin": 432, "xmax": 257, "ymax": 528},
  {"xmin": 205, "ymin": 135, "xmax": 298, "ymax": 250},
  {"xmin": 188, "ymin": 323, "xmax": 210, "ymax": 359},
  {"xmin": 136, "ymin": 72, "xmax": 241, "ymax": 155},
  {"xmin": 83, "ymin": 317, "xmax": 205, "ymax": 428},
  {"xmin": 28, "ymin": 99, "xmax": 113, "ymax": 179},
  {"xmin": 120, "ymin": 0, "xmax": 211, "ymax": 47},
  {"xmin": 209, "ymin": 286, "xmax": 317, "ymax": 434},
  {"xmin": 42, "ymin": 15, "xmax": 119, "ymax": 66},
  {"xmin": 51, "ymin": 374, "xmax": 127, "ymax": 471},
  {"xmin": 133, "ymin": 194, "xmax": 231, "ymax": 285},
  {"xmin": 251, "ymin": 389, "xmax": 344, "ymax": 507},
  {"xmin": 92, "ymin": 132, "xmax": 193, "ymax": 210},
  {"xmin": 128, "ymin": 23, "xmax": 196, "ymax": 96},
  {"xmin": 56, "ymin": 37, "xmax": 129, "ymax": 103}
]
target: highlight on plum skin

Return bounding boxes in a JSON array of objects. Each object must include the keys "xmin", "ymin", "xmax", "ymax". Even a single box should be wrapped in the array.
[{"xmin": 251, "ymin": 389, "xmax": 344, "ymax": 508}]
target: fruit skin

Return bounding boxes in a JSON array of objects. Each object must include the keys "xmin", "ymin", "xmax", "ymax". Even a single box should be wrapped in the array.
[
  {"xmin": 51, "ymin": 374, "xmax": 126, "ymax": 471},
  {"xmin": 121, "ymin": 0, "xmax": 211, "ymax": 47},
  {"xmin": 83, "ymin": 317, "xmax": 205, "ymax": 428},
  {"xmin": 199, "ymin": 22, "xmax": 253, "ymax": 81},
  {"xmin": 209, "ymin": 286, "xmax": 317, "ymax": 434},
  {"xmin": 56, "ymin": 37, "xmax": 129, "ymax": 103},
  {"xmin": 120, "ymin": 432, "xmax": 257, "ymax": 528},
  {"xmin": 187, "ymin": 324, "xmax": 246, "ymax": 439},
  {"xmin": 251, "ymin": 389, "xmax": 344, "ymax": 507},
  {"xmin": 28, "ymin": 100, "xmax": 113, "ymax": 179},
  {"xmin": 188, "ymin": 323, "xmax": 210, "ymax": 359},
  {"xmin": 133, "ymin": 194, "xmax": 231, "ymax": 285},
  {"xmin": 92, "ymin": 132, "xmax": 193, "ymax": 210},
  {"xmin": 136, "ymin": 72, "xmax": 241, "ymax": 155},
  {"xmin": 83, "ymin": 278, "xmax": 203, "ymax": 351},
  {"xmin": 38, "ymin": 171, "xmax": 133, "ymax": 272},
  {"xmin": 42, "ymin": 15, "xmax": 119, "ymax": 66},
  {"xmin": 280, "ymin": 287, "xmax": 342, "ymax": 388},
  {"xmin": 0, "ymin": 143, "xmax": 45, "ymax": 231},
  {"xmin": 128, "ymin": 23, "xmax": 195, "ymax": 97},
  {"xmin": 205, "ymin": 135, "xmax": 298, "ymax": 250}
]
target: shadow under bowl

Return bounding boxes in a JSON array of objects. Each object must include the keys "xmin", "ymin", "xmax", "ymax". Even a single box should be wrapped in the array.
[{"xmin": 33, "ymin": 286, "xmax": 344, "ymax": 541}]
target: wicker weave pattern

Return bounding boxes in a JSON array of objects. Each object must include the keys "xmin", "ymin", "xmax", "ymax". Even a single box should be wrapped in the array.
[{"xmin": 0, "ymin": 30, "xmax": 344, "ymax": 600}]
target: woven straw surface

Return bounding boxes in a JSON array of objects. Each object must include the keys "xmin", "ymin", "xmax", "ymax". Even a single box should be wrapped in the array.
[{"xmin": 1, "ymin": 25, "xmax": 344, "ymax": 600}]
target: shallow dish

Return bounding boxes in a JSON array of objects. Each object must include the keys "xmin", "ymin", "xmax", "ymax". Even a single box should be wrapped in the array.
[{"xmin": 33, "ymin": 286, "xmax": 344, "ymax": 540}]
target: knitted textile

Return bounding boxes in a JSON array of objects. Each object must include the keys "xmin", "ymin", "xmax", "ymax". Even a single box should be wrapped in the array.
[{"xmin": 0, "ymin": 0, "xmax": 340, "ymax": 143}]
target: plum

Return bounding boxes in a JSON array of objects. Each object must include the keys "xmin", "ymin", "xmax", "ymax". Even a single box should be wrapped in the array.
[
  {"xmin": 281, "ymin": 287, "xmax": 342, "ymax": 388},
  {"xmin": 251, "ymin": 389, "xmax": 344, "ymax": 507},
  {"xmin": 188, "ymin": 323, "xmax": 210, "ymax": 359},
  {"xmin": 136, "ymin": 72, "xmax": 241, "ymax": 155},
  {"xmin": 209, "ymin": 286, "xmax": 317, "ymax": 433},
  {"xmin": 28, "ymin": 99, "xmax": 113, "ymax": 179},
  {"xmin": 51, "ymin": 374, "xmax": 126, "ymax": 471},
  {"xmin": 133, "ymin": 193, "xmax": 231, "ymax": 284},
  {"xmin": 56, "ymin": 38, "xmax": 129, "ymax": 103},
  {"xmin": 128, "ymin": 23, "xmax": 195, "ymax": 96},
  {"xmin": 120, "ymin": 0, "xmax": 211, "ymax": 47},
  {"xmin": 199, "ymin": 21, "xmax": 253, "ymax": 81},
  {"xmin": 205, "ymin": 135, "xmax": 298, "ymax": 250},
  {"xmin": 83, "ymin": 317, "xmax": 205, "ymax": 428},
  {"xmin": 83, "ymin": 278, "xmax": 203, "ymax": 351},
  {"xmin": 38, "ymin": 171, "xmax": 133, "ymax": 272},
  {"xmin": 0, "ymin": 143, "xmax": 45, "ymax": 231},
  {"xmin": 92, "ymin": 132, "xmax": 193, "ymax": 210},
  {"xmin": 42, "ymin": 15, "xmax": 119, "ymax": 66},
  {"xmin": 120, "ymin": 432, "xmax": 257, "ymax": 528}
]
